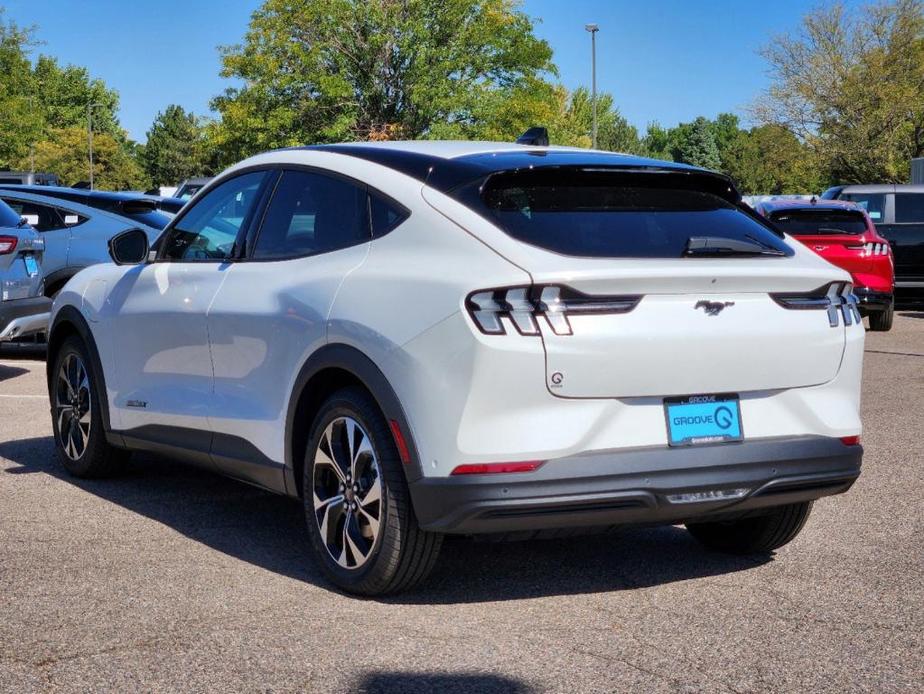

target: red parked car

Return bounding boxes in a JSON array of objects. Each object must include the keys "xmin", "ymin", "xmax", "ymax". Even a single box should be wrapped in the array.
[{"xmin": 755, "ymin": 198, "xmax": 895, "ymax": 331}]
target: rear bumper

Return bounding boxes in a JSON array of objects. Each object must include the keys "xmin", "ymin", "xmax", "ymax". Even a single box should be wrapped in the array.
[
  {"xmin": 409, "ymin": 436, "xmax": 862, "ymax": 534},
  {"xmin": 853, "ymin": 288, "xmax": 893, "ymax": 313},
  {"xmin": 0, "ymin": 296, "xmax": 51, "ymax": 341}
]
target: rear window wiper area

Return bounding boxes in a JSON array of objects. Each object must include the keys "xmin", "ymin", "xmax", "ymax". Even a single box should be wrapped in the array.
[{"xmin": 684, "ymin": 236, "xmax": 790, "ymax": 257}]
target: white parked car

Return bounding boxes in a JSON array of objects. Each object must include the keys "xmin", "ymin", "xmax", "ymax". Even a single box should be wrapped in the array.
[{"xmin": 46, "ymin": 141, "xmax": 865, "ymax": 595}]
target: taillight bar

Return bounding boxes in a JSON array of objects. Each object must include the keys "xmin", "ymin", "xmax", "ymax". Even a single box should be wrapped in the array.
[
  {"xmin": 466, "ymin": 285, "xmax": 641, "ymax": 336},
  {"xmin": 771, "ymin": 281, "xmax": 861, "ymax": 327},
  {"xmin": 0, "ymin": 235, "xmax": 17, "ymax": 255},
  {"xmin": 847, "ymin": 242, "xmax": 889, "ymax": 256}
]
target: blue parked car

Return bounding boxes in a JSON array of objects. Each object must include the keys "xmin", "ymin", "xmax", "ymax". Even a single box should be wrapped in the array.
[{"xmin": 0, "ymin": 187, "xmax": 176, "ymax": 298}]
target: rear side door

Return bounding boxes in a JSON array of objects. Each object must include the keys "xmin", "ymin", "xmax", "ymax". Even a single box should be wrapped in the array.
[
  {"xmin": 205, "ymin": 168, "xmax": 377, "ymax": 484},
  {"xmin": 106, "ymin": 170, "xmax": 272, "ymax": 439}
]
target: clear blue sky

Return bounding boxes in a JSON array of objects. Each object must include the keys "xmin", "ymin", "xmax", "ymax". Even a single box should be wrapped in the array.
[{"xmin": 3, "ymin": 0, "xmax": 848, "ymax": 142}]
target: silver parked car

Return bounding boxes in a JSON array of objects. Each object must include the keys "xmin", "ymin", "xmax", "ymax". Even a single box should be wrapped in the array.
[
  {"xmin": 0, "ymin": 198, "xmax": 50, "ymax": 341},
  {"xmin": 0, "ymin": 189, "xmax": 167, "ymax": 298}
]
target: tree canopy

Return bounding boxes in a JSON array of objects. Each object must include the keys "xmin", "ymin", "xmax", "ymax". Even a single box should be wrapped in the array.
[
  {"xmin": 143, "ymin": 105, "xmax": 210, "ymax": 187},
  {"xmin": 209, "ymin": 0, "xmax": 556, "ymax": 165},
  {"xmin": 0, "ymin": 9, "xmax": 137, "ymax": 185},
  {"xmin": 755, "ymin": 0, "xmax": 924, "ymax": 183}
]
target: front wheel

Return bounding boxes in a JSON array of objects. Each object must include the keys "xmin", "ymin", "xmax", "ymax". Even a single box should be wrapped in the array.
[
  {"xmin": 302, "ymin": 387, "xmax": 442, "ymax": 595},
  {"xmin": 50, "ymin": 335, "xmax": 129, "ymax": 477},
  {"xmin": 686, "ymin": 502, "xmax": 812, "ymax": 554}
]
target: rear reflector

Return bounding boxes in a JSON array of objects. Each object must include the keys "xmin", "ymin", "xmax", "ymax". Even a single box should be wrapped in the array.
[
  {"xmin": 666, "ymin": 488, "xmax": 749, "ymax": 504},
  {"xmin": 388, "ymin": 420, "xmax": 412, "ymax": 465},
  {"xmin": 450, "ymin": 461, "xmax": 545, "ymax": 475},
  {"xmin": 840, "ymin": 435, "xmax": 861, "ymax": 446}
]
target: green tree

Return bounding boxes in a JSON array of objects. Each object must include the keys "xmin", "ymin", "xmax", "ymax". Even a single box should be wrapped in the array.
[
  {"xmin": 143, "ymin": 105, "xmax": 209, "ymax": 186},
  {"xmin": 33, "ymin": 55, "xmax": 120, "ymax": 136},
  {"xmin": 755, "ymin": 0, "xmax": 924, "ymax": 182},
  {"xmin": 724, "ymin": 125, "xmax": 825, "ymax": 194},
  {"xmin": 641, "ymin": 122, "xmax": 672, "ymax": 160},
  {"xmin": 550, "ymin": 86, "xmax": 643, "ymax": 153},
  {"xmin": 0, "ymin": 11, "xmax": 42, "ymax": 168},
  {"xmin": 20, "ymin": 126, "xmax": 147, "ymax": 189},
  {"xmin": 210, "ymin": 0, "xmax": 556, "ymax": 165},
  {"xmin": 674, "ymin": 116, "xmax": 722, "ymax": 169}
]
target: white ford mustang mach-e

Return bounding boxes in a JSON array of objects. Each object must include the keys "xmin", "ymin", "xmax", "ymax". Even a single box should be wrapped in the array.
[{"xmin": 46, "ymin": 141, "xmax": 864, "ymax": 595}]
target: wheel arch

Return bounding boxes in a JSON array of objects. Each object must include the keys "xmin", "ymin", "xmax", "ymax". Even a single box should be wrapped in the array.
[
  {"xmin": 47, "ymin": 306, "xmax": 115, "ymax": 435},
  {"xmin": 44, "ymin": 267, "xmax": 85, "ymax": 298},
  {"xmin": 285, "ymin": 343, "xmax": 423, "ymax": 498}
]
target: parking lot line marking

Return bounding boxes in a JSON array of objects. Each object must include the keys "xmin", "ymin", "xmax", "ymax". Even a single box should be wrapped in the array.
[{"xmin": 0, "ymin": 394, "xmax": 47, "ymax": 399}]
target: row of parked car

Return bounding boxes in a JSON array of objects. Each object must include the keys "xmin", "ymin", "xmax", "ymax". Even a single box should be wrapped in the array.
[
  {"xmin": 0, "ymin": 184, "xmax": 191, "ymax": 341},
  {"xmin": 0, "ymin": 169, "xmax": 922, "ymax": 346}
]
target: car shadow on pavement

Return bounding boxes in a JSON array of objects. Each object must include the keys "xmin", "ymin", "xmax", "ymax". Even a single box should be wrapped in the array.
[
  {"xmin": 0, "ymin": 363, "xmax": 28, "ymax": 382},
  {"xmin": 897, "ymin": 310, "xmax": 924, "ymax": 319},
  {"xmin": 0, "ymin": 435, "xmax": 771, "ymax": 603},
  {"xmin": 354, "ymin": 671, "xmax": 532, "ymax": 693}
]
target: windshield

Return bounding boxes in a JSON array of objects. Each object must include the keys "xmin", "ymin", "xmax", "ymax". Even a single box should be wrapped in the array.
[
  {"xmin": 477, "ymin": 169, "xmax": 791, "ymax": 258},
  {"xmin": 0, "ymin": 198, "xmax": 23, "ymax": 227},
  {"xmin": 770, "ymin": 209, "xmax": 868, "ymax": 235}
]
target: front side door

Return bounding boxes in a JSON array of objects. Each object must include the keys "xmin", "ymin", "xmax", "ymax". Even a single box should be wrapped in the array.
[{"xmin": 106, "ymin": 170, "xmax": 271, "ymax": 438}]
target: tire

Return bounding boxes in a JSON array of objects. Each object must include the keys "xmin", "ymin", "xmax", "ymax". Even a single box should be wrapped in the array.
[
  {"xmin": 302, "ymin": 386, "xmax": 442, "ymax": 596},
  {"xmin": 50, "ymin": 335, "xmax": 129, "ymax": 478},
  {"xmin": 868, "ymin": 303, "xmax": 893, "ymax": 331},
  {"xmin": 686, "ymin": 502, "xmax": 812, "ymax": 554}
]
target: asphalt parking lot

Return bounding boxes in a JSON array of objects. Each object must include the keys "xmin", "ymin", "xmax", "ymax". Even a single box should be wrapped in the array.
[{"xmin": 1, "ymin": 315, "xmax": 922, "ymax": 693}]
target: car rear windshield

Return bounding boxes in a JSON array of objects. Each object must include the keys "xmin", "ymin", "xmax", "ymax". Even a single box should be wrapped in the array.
[
  {"xmin": 475, "ymin": 169, "xmax": 790, "ymax": 258},
  {"xmin": 0, "ymin": 198, "xmax": 22, "ymax": 227},
  {"xmin": 769, "ymin": 209, "xmax": 868, "ymax": 235}
]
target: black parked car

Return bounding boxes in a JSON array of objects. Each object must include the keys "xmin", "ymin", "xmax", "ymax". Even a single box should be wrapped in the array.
[{"xmin": 822, "ymin": 184, "xmax": 924, "ymax": 306}]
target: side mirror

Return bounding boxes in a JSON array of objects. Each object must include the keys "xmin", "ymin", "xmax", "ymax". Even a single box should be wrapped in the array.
[{"xmin": 108, "ymin": 228, "xmax": 150, "ymax": 265}]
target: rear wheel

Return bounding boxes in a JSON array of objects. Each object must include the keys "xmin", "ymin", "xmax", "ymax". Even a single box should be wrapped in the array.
[
  {"xmin": 868, "ymin": 303, "xmax": 893, "ymax": 331},
  {"xmin": 686, "ymin": 502, "xmax": 812, "ymax": 554},
  {"xmin": 50, "ymin": 336, "xmax": 129, "ymax": 477},
  {"xmin": 302, "ymin": 387, "xmax": 442, "ymax": 595}
]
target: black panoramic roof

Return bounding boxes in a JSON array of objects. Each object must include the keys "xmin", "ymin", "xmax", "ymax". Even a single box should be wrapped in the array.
[{"xmin": 309, "ymin": 145, "xmax": 740, "ymax": 202}]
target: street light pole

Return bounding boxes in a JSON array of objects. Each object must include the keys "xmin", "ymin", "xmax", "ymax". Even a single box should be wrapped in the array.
[
  {"xmin": 585, "ymin": 24, "xmax": 599, "ymax": 149},
  {"xmin": 87, "ymin": 103, "xmax": 95, "ymax": 190}
]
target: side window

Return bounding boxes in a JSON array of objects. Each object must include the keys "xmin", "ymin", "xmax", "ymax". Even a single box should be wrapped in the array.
[
  {"xmin": 370, "ymin": 193, "xmax": 408, "ymax": 237},
  {"xmin": 894, "ymin": 194, "xmax": 924, "ymax": 223},
  {"xmin": 161, "ymin": 171, "xmax": 266, "ymax": 261},
  {"xmin": 252, "ymin": 170, "xmax": 369, "ymax": 260},
  {"xmin": 1, "ymin": 198, "xmax": 65, "ymax": 232},
  {"xmin": 840, "ymin": 193, "xmax": 886, "ymax": 222}
]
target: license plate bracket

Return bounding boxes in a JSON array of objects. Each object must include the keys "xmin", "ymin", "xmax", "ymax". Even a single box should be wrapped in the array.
[{"xmin": 664, "ymin": 394, "xmax": 743, "ymax": 446}]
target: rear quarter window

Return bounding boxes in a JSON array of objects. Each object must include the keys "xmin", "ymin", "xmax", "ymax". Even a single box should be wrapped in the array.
[{"xmin": 474, "ymin": 169, "xmax": 790, "ymax": 258}]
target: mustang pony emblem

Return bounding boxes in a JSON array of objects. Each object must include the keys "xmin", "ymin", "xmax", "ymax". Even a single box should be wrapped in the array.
[{"xmin": 695, "ymin": 300, "xmax": 735, "ymax": 316}]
